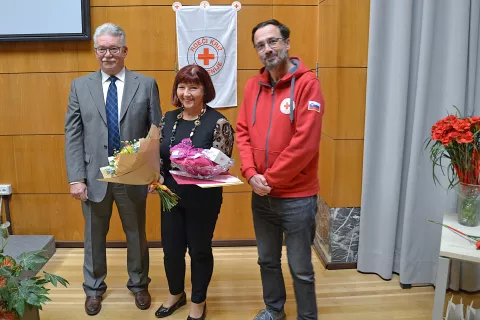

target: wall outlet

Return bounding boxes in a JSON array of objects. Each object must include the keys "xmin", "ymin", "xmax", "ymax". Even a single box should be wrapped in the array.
[{"xmin": 0, "ymin": 184, "xmax": 12, "ymax": 195}]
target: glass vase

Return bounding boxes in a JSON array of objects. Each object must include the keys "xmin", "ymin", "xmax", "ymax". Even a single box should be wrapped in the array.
[{"xmin": 457, "ymin": 183, "xmax": 480, "ymax": 227}]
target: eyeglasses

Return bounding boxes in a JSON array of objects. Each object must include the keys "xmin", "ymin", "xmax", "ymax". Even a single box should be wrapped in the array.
[
  {"xmin": 253, "ymin": 37, "xmax": 285, "ymax": 53},
  {"xmin": 94, "ymin": 47, "xmax": 124, "ymax": 55}
]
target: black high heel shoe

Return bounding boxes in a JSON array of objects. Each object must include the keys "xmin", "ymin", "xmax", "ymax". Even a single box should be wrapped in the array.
[
  {"xmin": 187, "ymin": 303, "xmax": 206, "ymax": 320},
  {"xmin": 155, "ymin": 292, "xmax": 187, "ymax": 318}
]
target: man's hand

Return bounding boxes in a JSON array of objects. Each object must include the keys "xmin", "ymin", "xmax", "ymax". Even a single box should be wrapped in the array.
[
  {"xmin": 70, "ymin": 183, "xmax": 88, "ymax": 201},
  {"xmin": 248, "ymin": 174, "xmax": 272, "ymax": 196}
]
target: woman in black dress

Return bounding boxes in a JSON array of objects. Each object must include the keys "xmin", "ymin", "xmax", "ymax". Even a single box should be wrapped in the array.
[{"xmin": 154, "ymin": 65, "xmax": 234, "ymax": 320}]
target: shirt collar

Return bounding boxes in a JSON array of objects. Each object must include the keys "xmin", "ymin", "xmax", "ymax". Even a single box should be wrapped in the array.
[{"xmin": 101, "ymin": 67, "xmax": 126, "ymax": 84}]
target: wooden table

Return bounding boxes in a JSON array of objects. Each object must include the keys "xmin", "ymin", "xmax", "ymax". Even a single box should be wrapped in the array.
[{"xmin": 432, "ymin": 213, "xmax": 480, "ymax": 319}]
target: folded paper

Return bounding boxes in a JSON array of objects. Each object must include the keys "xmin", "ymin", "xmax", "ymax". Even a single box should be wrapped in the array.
[{"xmin": 98, "ymin": 124, "xmax": 161, "ymax": 185}]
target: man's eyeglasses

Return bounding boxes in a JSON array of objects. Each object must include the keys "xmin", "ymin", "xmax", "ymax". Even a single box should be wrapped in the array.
[
  {"xmin": 253, "ymin": 38, "xmax": 285, "ymax": 53},
  {"xmin": 94, "ymin": 47, "xmax": 124, "ymax": 55}
]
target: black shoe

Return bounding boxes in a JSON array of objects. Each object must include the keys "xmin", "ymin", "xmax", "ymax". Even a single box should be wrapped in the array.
[
  {"xmin": 155, "ymin": 292, "xmax": 187, "ymax": 318},
  {"xmin": 187, "ymin": 303, "xmax": 206, "ymax": 320}
]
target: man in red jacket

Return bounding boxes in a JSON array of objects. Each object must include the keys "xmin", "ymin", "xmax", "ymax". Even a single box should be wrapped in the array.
[{"xmin": 236, "ymin": 19, "xmax": 324, "ymax": 320}]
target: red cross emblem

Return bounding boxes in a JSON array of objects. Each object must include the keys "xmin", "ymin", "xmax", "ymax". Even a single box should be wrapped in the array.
[
  {"xmin": 187, "ymin": 36, "xmax": 225, "ymax": 76},
  {"xmin": 172, "ymin": 2, "xmax": 182, "ymax": 11},
  {"xmin": 198, "ymin": 48, "xmax": 215, "ymax": 66},
  {"xmin": 279, "ymin": 98, "xmax": 295, "ymax": 114}
]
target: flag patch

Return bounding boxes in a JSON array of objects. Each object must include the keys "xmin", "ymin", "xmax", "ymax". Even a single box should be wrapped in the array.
[{"xmin": 308, "ymin": 101, "xmax": 321, "ymax": 113}]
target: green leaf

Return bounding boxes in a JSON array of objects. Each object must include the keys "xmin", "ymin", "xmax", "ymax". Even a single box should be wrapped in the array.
[
  {"xmin": 26, "ymin": 293, "xmax": 41, "ymax": 307},
  {"xmin": 19, "ymin": 279, "xmax": 36, "ymax": 287},
  {"xmin": 39, "ymin": 295, "xmax": 51, "ymax": 304},
  {"xmin": 17, "ymin": 250, "xmax": 48, "ymax": 272},
  {"xmin": 14, "ymin": 299, "xmax": 25, "ymax": 317},
  {"xmin": 44, "ymin": 272, "xmax": 69, "ymax": 287},
  {"xmin": 0, "ymin": 267, "xmax": 13, "ymax": 277},
  {"xmin": 27, "ymin": 286, "xmax": 48, "ymax": 296}
]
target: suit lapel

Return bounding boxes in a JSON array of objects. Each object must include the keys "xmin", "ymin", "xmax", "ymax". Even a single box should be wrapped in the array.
[
  {"xmin": 120, "ymin": 69, "xmax": 140, "ymax": 123},
  {"xmin": 87, "ymin": 71, "xmax": 107, "ymax": 125}
]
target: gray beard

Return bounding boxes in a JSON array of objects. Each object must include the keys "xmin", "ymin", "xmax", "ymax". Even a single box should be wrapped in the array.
[{"xmin": 264, "ymin": 49, "xmax": 289, "ymax": 70}]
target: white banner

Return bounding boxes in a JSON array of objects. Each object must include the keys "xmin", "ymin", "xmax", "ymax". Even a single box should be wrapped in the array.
[{"xmin": 176, "ymin": 3, "xmax": 238, "ymax": 108}]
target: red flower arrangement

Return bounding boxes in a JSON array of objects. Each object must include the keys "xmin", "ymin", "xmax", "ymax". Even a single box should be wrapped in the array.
[{"xmin": 426, "ymin": 112, "xmax": 480, "ymax": 188}]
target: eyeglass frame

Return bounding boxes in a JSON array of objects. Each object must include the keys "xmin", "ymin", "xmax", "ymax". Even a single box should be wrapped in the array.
[
  {"xmin": 94, "ymin": 46, "xmax": 125, "ymax": 55},
  {"xmin": 253, "ymin": 37, "xmax": 286, "ymax": 53}
]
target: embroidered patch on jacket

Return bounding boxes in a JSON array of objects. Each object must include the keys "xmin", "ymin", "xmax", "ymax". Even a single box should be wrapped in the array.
[
  {"xmin": 280, "ymin": 98, "xmax": 295, "ymax": 115},
  {"xmin": 308, "ymin": 101, "xmax": 321, "ymax": 113}
]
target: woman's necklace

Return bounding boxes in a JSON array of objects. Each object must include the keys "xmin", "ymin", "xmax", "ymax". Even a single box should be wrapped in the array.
[{"xmin": 169, "ymin": 106, "xmax": 206, "ymax": 148}]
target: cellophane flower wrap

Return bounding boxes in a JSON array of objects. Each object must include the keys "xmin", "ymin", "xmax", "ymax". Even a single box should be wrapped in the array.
[{"xmin": 170, "ymin": 138, "xmax": 234, "ymax": 179}]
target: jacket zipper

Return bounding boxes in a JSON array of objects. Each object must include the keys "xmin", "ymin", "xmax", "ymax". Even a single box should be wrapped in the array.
[{"xmin": 265, "ymin": 86, "xmax": 275, "ymax": 170}]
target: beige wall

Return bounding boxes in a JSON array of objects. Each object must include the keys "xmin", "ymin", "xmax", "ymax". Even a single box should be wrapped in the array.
[{"xmin": 318, "ymin": 0, "xmax": 369, "ymax": 207}]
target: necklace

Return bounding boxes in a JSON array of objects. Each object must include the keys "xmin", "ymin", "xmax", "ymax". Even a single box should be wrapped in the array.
[{"xmin": 169, "ymin": 106, "xmax": 206, "ymax": 148}]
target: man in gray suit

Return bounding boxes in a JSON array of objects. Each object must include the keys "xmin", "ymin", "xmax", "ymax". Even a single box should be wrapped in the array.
[{"xmin": 64, "ymin": 23, "xmax": 162, "ymax": 316}]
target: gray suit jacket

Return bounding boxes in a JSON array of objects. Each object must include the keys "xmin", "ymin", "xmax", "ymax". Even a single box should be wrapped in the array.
[{"xmin": 64, "ymin": 69, "xmax": 162, "ymax": 203}]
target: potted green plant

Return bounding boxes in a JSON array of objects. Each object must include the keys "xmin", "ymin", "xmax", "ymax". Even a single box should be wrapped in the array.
[{"xmin": 0, "ymin": 222, "xmax": 68, "ymax": 319}]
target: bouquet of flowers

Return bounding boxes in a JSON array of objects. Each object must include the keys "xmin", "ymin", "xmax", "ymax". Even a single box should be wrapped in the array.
[
  {"xmin": 99, "ymin": 124, "xmax": 179, "ymax": 211},
  {"xmin": 101, "ymin": 140, "xmax": 141, "ymax": 177},
  {"xmin": 426, "ymin": 112, "xmax": 480, "ymax": 188},
  {"xmin": 425, "ymin": 110, "xmax": 480, "ymax": 226},
  {"xmin": 149, "ymin": 182, "xmax": 180, "ymax": 212},
  {"xmin": 170, "ymin": 138, "xmax": 234, "ymax": 179}
]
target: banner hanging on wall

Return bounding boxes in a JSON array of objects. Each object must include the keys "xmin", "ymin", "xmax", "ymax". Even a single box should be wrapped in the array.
[{"xmin": 174, "ymin": 1, "xmax": 240, "ymax": 108}]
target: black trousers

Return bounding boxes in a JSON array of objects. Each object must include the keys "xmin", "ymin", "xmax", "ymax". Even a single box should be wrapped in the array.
[{"xmin": 161, "ymin": 179, "xmax": 222, "ymax": 303}]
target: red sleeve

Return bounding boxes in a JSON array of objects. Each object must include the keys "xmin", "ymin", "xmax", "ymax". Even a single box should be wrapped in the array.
[
  {"xmin": 235, "ymin": 81, "xmax": 258, "ymax": 182},
  {"xmin": 264, "ymin": 78, "xmax": 324, "ymax": 187}
]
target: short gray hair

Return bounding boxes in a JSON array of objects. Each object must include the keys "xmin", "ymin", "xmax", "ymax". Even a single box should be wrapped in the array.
[{"xmin": 93, "ymin": 23, "xmax": 126, "ymax": 47}]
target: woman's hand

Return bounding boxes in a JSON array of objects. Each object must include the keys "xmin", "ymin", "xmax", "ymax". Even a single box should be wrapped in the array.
[{"xmin": 148, "ymin": 175, "xmax": 164, "ymax": 193}]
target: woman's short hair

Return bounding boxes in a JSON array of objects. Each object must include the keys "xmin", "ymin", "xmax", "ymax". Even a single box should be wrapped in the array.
[{"xmin": 171, "ymin": 65, "xmax": 216, "ymax": 107}]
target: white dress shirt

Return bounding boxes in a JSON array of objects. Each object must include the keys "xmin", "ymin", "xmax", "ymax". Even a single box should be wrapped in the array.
[{"xmin": 101, "ymin": 67, "xmax": 125, "ymax": 122}]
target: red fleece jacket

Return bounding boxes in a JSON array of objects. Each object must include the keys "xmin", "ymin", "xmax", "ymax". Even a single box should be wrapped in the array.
[{"xmin": 236, "ymin": 57, "xmax": 324, "ymax": 198}]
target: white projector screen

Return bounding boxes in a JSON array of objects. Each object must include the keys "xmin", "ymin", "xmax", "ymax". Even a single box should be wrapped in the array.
[{"xmin": 0, "ymin": 0, "xmax": 91, "ymax": 42}]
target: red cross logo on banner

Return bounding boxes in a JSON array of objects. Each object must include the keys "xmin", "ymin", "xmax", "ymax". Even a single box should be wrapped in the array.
[
  {"xmin": 187, "ymin": 36, "xmax": 226, "ymax": 76},
  {"xmin": 198, "ymin": 48, "xmax": 215, "ymax": 65}
]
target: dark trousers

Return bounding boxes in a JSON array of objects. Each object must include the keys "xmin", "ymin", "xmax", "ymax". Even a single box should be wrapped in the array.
[
  {"xmin": 81, "ymin": 183, "xmax": 150, "ymax": 296},
  {"xmin": 252, "ymin": 193, "xmax": 318, "ymax": 320},
  {"xmin": 161, "ymin": 185, "xmax": 222, "ymax": 303}
]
